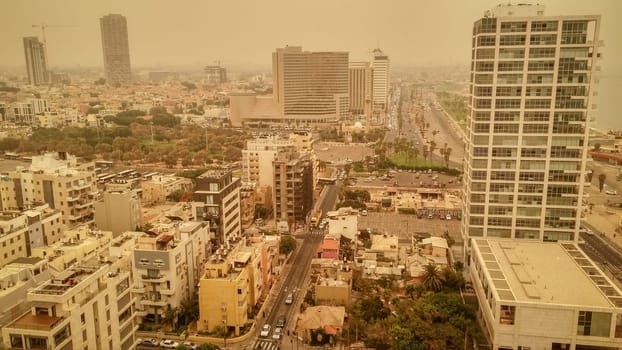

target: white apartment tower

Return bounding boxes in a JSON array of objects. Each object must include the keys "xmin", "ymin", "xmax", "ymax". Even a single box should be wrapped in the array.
[
  {"xmin": 371, "ymin": 48, "xmax": 390, "ymax": 113},
  {"xmin": 462, "ymin": 4, "xmax": 601, "ymax": 245},
  {"xmin": 272, "ymin": 46, "xmax": 349, "ymax": 122}
]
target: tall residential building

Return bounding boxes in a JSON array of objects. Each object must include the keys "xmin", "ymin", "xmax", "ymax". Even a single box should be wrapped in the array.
[
  {"xmin": 23, "ymin": 37, "xmax": 47, "ymax": 86},
  {"xmin": 241, "ymin": 136, "xmax": 295, "ymax": 188},
  {"xmin": 371, "ymin": 48, "xmax": 390, "ymax": 113},
  {"xmin": 204, "ymin": 65, "xmax": 227, "ymax": 83},
  {"xmin": 273, "ymin": 46, "xmax": 349, "ymax": 121},
  {"xmin": 192, "ymin": 170, "xmax": 241, "ymax": 243},
  {"xmin": 273, "ymin": 149, "xmax": 314, "ymax": 223},
  {"xmin": 0, "ymin": 152, "xmax": 98, "ymax": 227},
  {"xmin": 100, "ymin": 14, "xmax": 132, "ymax": 85},
  {"xmin": 349, "ymin": 61, "xmax": 373, "ymax": 116},
  {"xmin": 462, "ymin": 4, "xmax": 601, "ymax": 245}
]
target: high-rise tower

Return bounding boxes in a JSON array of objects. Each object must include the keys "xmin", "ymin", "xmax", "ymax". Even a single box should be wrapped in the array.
[
  {"xmin": 100, "ymin": 14, "xmax": 132, "ymax": 85},
  {"xmin": 462, "ymin": 3, "xmax": 601, "ymax": 245},
  {"xmin": 371, "ymin": 48, "xmax": 389, "ymax": 113},
  {"xmin": 23, "ymin": 37, "xmax": 48, "ymax": 86}
]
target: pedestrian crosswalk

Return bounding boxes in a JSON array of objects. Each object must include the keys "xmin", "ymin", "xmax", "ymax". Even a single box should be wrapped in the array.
[{"xmin": 253, "ymin": 339, "xmax": 279, "ymax": 350}]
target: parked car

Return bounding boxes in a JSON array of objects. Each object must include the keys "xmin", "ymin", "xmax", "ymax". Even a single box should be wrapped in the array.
[
  {"xmin": 446, "ymin": 214, "xmax": 452, "ymax": 220},
  {"xmin": 361, "ymin": 210, "xmax": 368, "ymax": 216},
  {"xmin": 160, "ymin": 339, "xmax": 179, "ymax": 349},
  {"xmin": 272, "ymin": 327, "xmax": 283, "ymax": 340},
  {"xmin": 138, "ymin": 338, "xmax": 159, "ymax": 347},
  {"xmin": 605, "ymin": 189, "xmax": 618, "ymax": 195},
  {"xmin": 427, "ymin": 213, "xmax": 433, "ymax": 219},
  {"xmin": 260, "ymin": 324, "xmax": 272, "ymax": 337},
  {"xmin": 285, "ymin": 293, "xmax": 293, "ymax": 305},
  {"xmin": 183, "ymin": 341, "xmax": 198, "ymax": 350}
]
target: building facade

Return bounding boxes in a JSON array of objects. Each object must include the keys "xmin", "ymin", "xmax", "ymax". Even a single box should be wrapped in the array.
[
  {"xmin": 371, "ymin": 48, "xmax": 390, "ymax": 114},
  {"xmin": 462, "ymin": 4, "xmax": 601, "ymax": 245},
  {"xmin": 242, "ymin": 136, "xmax": 295, "ymax": 188},
  {"xmin": 273, "ymin": 46, "xmax": 349, "ymax": 122},
  {"xmin": 100, "ymin": 14, "xmax": 132, "ymax": 85},
  {"xmin": 94, "ymin": 182, "xmax": 142, "ymax": 236},
  {"xmin": 23, "ymin": 37, "xmax": 47, "ymax": 86},
  {"xmin": 193, "ymin": 170, "xmax": 241, "ymax": 243},
  {"xmin": 349, "ymin": 61, "xmax": 373, "ymax": 116},
  {"xmin": 273, "ymin": 150, "xmax": 314, "ymax": 223}
]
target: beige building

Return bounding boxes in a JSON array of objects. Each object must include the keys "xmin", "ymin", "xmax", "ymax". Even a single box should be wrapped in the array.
[
  {"xmin": 141, "ymin": 175, "xmax": 192, "ymax": 206},
  {"xmin": 242, "ymin": 136, "xmax": 294, "ymax": 188},
  {"xmin": 273, "ymin": 149, "xmax": 314, "ymax": 223},
  {"xmin": 296, "ymin": 306, "xmax": 346, "ymax": 343},
  {"xmin": 349, "ymin": 61, "xmax": 373, "ymax": 116},
  {"xmin": 131, "ymin": 221, "xmax": 210, "ymax": 324},
  {"xmin": 100, "ymin": 14, "xmax": 132, "ymax": 85},
  {"xmin": 197, "ymin": 236, "xmax": 259, "ymax": 335},
  {"xmin": 94, "ymin": 182, "xmax": 143, "ymax": 236},
  {"xmin": 239, "ymin": 183, "xmax": 256, "ymax": 230},
  {"xmin": 24, "ymin": 204, "xmax": 64, "ymax": 250},
  {"xmin": 326, "ymin": 207, "xmax": 358, "ymax": 241},
  {"xmin": 0, "ymin": 213, "xmax": 29, "ymax": 268},
  {"xmin": 0, "ymin": 152, "xmax": 98, "ymax": 228},
  {"xmin": 314, "ymin": 267, "xmax": 352, "ymax": 306},
  {"xmin": 371, "ymin": 48, "xmax": 390, "ymax": 116},
  {"xmin": 470, "ymin": 239, "xmax": 622, "ymax": 349},
  {"xmin": 1, "ymin": 254, "xmax": 137, "ymax": 350}
]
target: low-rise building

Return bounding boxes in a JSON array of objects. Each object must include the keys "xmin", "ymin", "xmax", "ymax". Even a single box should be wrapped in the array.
[
  {"xmin": 470, "ymin": 239, "xmax": 622, "ymax": 349},
  {"xmin": 314, "ymin": 265, "xmax": 352, "ymax": 306},
  {"xmin": 0, "ymin": 212, "xmax": 28, "ymax": 268},
  {"xmin": 326, "ymin": 207, "xmax": 358, "ymax": 240},
  {"xmin": 369, "ymin": 234, "xmax": 399, "ymax": 261},
  {"xmin": 141, "ymin": 175, "xmax": 192, "ymax": 206},
  {"xmin": 296, "ymin": 306, "xmax": 346, "ymax": 343},
  {"xmin": 318, "ymin": 237, "xmax": 340, "ymax": 260}
]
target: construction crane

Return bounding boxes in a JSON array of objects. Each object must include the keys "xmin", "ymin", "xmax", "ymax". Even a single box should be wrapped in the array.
[{"xmin": 31, "ymin": 23, "xmax": 77, "ymax": 45}]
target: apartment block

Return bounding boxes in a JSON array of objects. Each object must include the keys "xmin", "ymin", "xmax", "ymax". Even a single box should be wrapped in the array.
[
  {"xmin": 197, "ymin": 235, "xmax": 257, "ymax": 336},
  {"xmin": 24, "ymin": 203, "xmax": 64, "ymax": 251},
  {"xmin": 463, "ymin": 4, "xmax": 601, "ymax": 244},
  {"xmin": 242, "ymin": 136, "xmax": 295, "ymax": 188},
  {"xmin": 141, "ymin": 175, "xmax": 192, "ymax": 206},
  {"xmin": 470, "ymin": 239, "xmax": 622, "ymax": 349},
  {"xmin": 349, "ymin": 61, "xmax": 373, "ymax": 116},
  {"xmin": 1, "ymin": 255, "xmax": 137, "ymax": 350},
  {"xmin": 0, "ymin": 213, "xmax": 28, "ymax": 268},
  {"xmin": 0, "ymin": 152, "xmax": 98, "ymax": 228},
  {"xmin": 372, "ymin": 48, "xmax": 390, "ymax": 114},
  {"xmin": 100, "ymin": 14, "xmax": 132, "ymax": 85},
  {"xmin": 94, "ymin": 182, "xmax": 143, "ymax": 236},
  {"xmin": 193, "ymin": 170, "xmax": 241, "ymax": 243},
  {"xmin": 273, "ymin": 149, "xmax": 314, "ymax": 223},
  {"xmin": 23, "ymin": 37, "xmax": 47, "ymax": 86},
  {"xmin": 131, "ymin": 221, "xmax": 210, "ymax": 324}
]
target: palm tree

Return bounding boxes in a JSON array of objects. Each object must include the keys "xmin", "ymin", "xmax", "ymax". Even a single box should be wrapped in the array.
[
  {"xmin": 162, "ymin": 304, "xmax": 178, "ymax": 330},
  {"xmin": 598, "ymin": 173, "xmax": 607, "ymax": 192},
  {"xmin": 422, "ymin": 264, "xmax": 443, "ymax": 292}
]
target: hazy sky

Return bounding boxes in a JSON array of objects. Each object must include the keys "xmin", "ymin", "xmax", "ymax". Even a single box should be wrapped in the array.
[{"xmin": 1, "ymin": 0, "xmax": 621, "ymax": 74}]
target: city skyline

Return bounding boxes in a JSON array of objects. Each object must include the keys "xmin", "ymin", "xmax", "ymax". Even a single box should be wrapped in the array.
[{"xmin": 0, "ymin": 0, "xmax": 621, "ymax": 74}]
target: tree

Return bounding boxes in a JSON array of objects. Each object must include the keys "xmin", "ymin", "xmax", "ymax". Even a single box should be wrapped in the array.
[
  {"xmin": 162, "ymin": 305, "xmax": 178, "ymax": 328},
  {"xmin": 422, "ymin": 264, "xmax": 443, "ymax": 292},
  {"xmin": 279, "ymin": 235, "xmax": 297, "ymax": 255},
  {"xmin": 197, "ymin": 344, "xmax": 219, "ymax": 350},
  {"xmin": 593, "ymin": 143, "xmax": 601, "ymax": 152},
  {"xmin": 598, "ymin": 173, "xmax": 607, "ymax": 192},
  {"xmin": 167, "ymin": 189, "xmax": 185, "ymax": 202}
]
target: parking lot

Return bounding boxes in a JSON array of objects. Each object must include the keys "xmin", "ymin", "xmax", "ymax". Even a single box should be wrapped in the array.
[{"xmin": 358, "ymin": 211, "xmax": 461, "ymax": 240}]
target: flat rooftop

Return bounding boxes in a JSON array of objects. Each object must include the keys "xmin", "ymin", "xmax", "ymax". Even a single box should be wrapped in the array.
[
  {"xmin": 7, "ymin": 312, "xmax": 64, "ymax": 331},
  {"xmin": 473, "ymin": 239, "xmax": 622, "ymax": 308}
]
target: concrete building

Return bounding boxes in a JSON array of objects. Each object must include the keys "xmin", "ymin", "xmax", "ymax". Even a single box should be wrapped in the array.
[
  {"xmin": 242, "ymin": 136, "xmax": 295, "ymax": 188},
  {"xmin": 371, "ymin": 48, "xmax": 390, "ymax": 114},
  {"xmin": 273, "ymin": 149, "xmax": 314, "ymax": 223},
  {"xmin": 326, "ymin": 207, "xmax": 358, "ymax": 241},
  {"xmin": 470, "ymin": 239, "xmax": 622, "ymax": 349},
  {"xmin": 0, "ymin": 213, "xmax": 29, "ymax": 268},
  {"xmin": 131, "ymin": 221, "xmax": 210, "ymax": 324},
  {"xmin": 1, "ymin": 254, "xmax": 137, "ymax": 350},
  {"xmin": 0, "ymin": 257, "xmax": 53, "ymax": 337},
  {"xmin": 100, "ymin": 14, "xmax": 132, "ymax": 85},
  {"xmin": 193, "ymin": 170, "xmax": 241, "ymax": 243},
  {"xmin": 140, "ymin": 175, "xmax": 192, "ymax": 206},
  {"xmin": 24, "ymin": 203, "xmax": 64, "ymax": 250},
  {"xmin": 23, "ymin": 37, "xmax": 47, "ymax": 86},
  {"xmin": 318, "ymin": 237, "xmax": 340, "ymax": 260},
  {"xmin": 314, "ymin": 267, "xmax": 352, "ymax": 306},
  {"xmin": 197, "ymin": 235, "xmax": 257, "ymax": 335},
  {"xmin": 296, "ymin": 306, "xmax": 345, "ymax": 343},
  {"xmin": 462, "ymin": 4, "xmax": 601, "ymax": 245},
  {"xmin": 94, "ymin": 182, "xmax": 142, "ymax": 236},
  {"xmin": 239, "ymin": 183, "xmax": 256, "ymax": 230},
  {"xmin": 349, "ymin": 61, "xmax": 373, "ymax": 116},
  {"xmin": 204, "ymin": 65, "xmax": 227, "ymax": 83},
  {"xmin": 0, "ymin": 152, "xmax": 98, "ymax": 227}
]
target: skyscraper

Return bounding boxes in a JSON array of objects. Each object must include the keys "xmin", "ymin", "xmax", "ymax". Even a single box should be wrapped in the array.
[
  {"xmin": 462, "ymin": 3, "xmax": 601, "ymax": 244},
  {"xmin": 100, "ymin": 14, "xmax": 131, "ymax": 85},
  {"xmin": 23, "ymin": 37, "xmax": 47, "ymax": 86},
  {"xmin": 273, "ymin": 46, "xmax": 349, "ymax": 121},
  {"xmin": 349, "ymin": 61, "xmax": 373, "ymax": 116},
  {"xmin": 371, "ymin": 48, "xmax": 390, "ymax": 113}
]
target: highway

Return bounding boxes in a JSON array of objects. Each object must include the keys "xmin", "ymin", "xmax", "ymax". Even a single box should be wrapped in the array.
[
  {"xmin": 579, "ymin": 227, "xmax": 622, "ymax": 283},
  {"xmin": 253, "ymin": 184, "xmax": 340, "ymax": 349}
]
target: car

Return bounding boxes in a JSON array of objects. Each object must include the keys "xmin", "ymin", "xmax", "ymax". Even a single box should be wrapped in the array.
[
  {"xmin": 606, "ymin": 189, "xmax": 618, "ymax": 195},
  {"xmin": 276, "ymin": 315, "xmax": 286, "ymax": 328},
  {"xmin": 446, "ymin": 214, "xmax": 452, "ymax": 220},
  {"xmin": 439, "ymin": 213, "xmax": 445, "ymax": 220},
  {"xmin": 183, "ymin": 341, "xmax": 198, "ymax": 350},
  {"xmin": 160, "ymin": 340, "xmax": 180, "ymax": 349},
  {"xmin": 427, "ymin": 213, "xmax": 433, "ymax": 219},
  {"xmin": 285, "ymin": 293, "xmax": 293, "ymax": 305},
  {"xmin": 272, "ymin": 327, "xmax": 283, "ymax": 340},
  {"xmin": 138, "ymin": 338, "xmax": 159, "ymax": 347},
  {"xmin": 361, "ymin": 210, "xmax": 368, "ymax": 216},
  {"xmin": 260, "ymin": 324, "xmax": 272, "ymax": 337}
]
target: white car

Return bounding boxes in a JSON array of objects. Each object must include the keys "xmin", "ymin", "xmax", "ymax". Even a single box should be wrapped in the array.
[
  {"xmin": 272, "ymin": 327, "xmax": 283, "ymax": 340},
  {"xmin": 605, "ymin": 189, "xmax": 618, "ymax": 195},
  {"xmin": 160, "ymin": 340, "xmax": 179, "ymax": 349},
  {"xmin": 361, "ymin": 210, "xmax": 368, "ymax": 216},
  {"xmin": 260, "ymin": 324, "xmax": 271, "ymax": 337}
]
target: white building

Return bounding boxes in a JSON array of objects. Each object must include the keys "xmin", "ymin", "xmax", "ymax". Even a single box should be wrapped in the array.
[
  {"xmin": 462, "ymin": 4, "xmax": 601, "ymax": 245},
  {"xmin": 470, "ymin": 239, "xmax": 622, "ymax": 349},
  {"xmin": 326, "ymin": 207, "xmax": 358, "ymax": 241},
  {"xmin": 371, "ymin": 48, "xmax": 390, "ymax": 114},
  {"xmin": 242, "ymin": 136, "xmax": 295, "ymax": 188}
]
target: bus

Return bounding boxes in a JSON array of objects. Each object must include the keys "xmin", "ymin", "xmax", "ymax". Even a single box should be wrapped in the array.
[
  {"xmin": 95, "ymin": 160, "xmax": 113, "ymax": 168},
  {"xmin": 117, "ymin": 169, "xmax": 134, "ymax": 177},
  {"xmin": 4, "ymin": 152, "xmax": 19, "ymax": 160}
]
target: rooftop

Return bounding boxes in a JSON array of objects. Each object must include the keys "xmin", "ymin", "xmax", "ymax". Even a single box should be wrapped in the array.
[
  {"xmin": 472, "ymin": 239, "xmax": 622, "ymax": 308},
  {"xmin": 7, "ymin": 312, "xmax": 64, "ymax": 331}
]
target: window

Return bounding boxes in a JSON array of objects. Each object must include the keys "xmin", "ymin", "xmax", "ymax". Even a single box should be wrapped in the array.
[
  {"xmin": 476, "ymin": 62, "xmax": 494, "ymax": 72},
  {"xmin": 577, "ymin": 311, "xmax": 612, "ymax": 337},
  {"xmin": 496, "ymin": 87, "xmax": 521, "ymax": 97},
  {"xmin": 499, "ymin": 35, "xmax": 526, "ymax": 46},
  {"xmin": 499, "ymin": 48, "xmax": 525, "ymax": 59},
  {"xmin": 530, "ymin": 34, "xmax": 557, "ymax": 45},
  {"xmin": 528, "ymin": 60, "xmax": 555, "ymax": 71},
  {"xmin": 529, "ymin": 47, "xmax": 556, "ymax": 58},
  {"xmin": 500, "ymin": 305, "xmax": 516, "ymax": 325},
  {"xmin": 531, "ymin": 21, "xmax": 558, "ymax": 32},
  {"xmin": 477, "ymin": 35, "xmax": 496, "ymax": 47},
  {"xmin": 474, "ymin": 18, "xmax": 497, "ymax": 35},
  {"xmin": 497, "ymin": 74, "xmax": 523, "ymax": 85},
  {"xmin": 561, "ymin": 21, "xmax": 588, "ymax": 45},
  {"xmin": 527, "ymin": 74, "xmax": 553, "ymax": 84},
  {"xmin": 476, "ymin": 48, "xmax": 495, "ymax": 59},
  {"xmin": 474, "ymin": 74, "xmax": 493, "ymax": 84},
  {"xmin": 498, "ymin": 61, "xmax": 524, "ymax": 72},
  {"xmin": 524, "ymin": 99, "xmax": 551, "ymax": 109},
  {"xmin": 494, "ymin": 111, "xmax": 520, "ymax": 121},
  {"xmin": 495, "ymin": 99, "xmax": 521, "ymax": 109},
  {"xmin": 501, "ymin": 21, "xmax": 527, "ymax": 33}
]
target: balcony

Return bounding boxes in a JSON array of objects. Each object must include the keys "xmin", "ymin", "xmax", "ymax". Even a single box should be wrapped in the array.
[
  {"xmin": 160, "ymin": 288, "xmax": 175, "ymax": 296},
  {"xmin": 131, "ymin": 286, "xmax": 145, "ymax": 294},
  {"xmin": 6, "ymin": 312, "xmax": 68, "ymax": 332},
  {"xmin": 141, "ymin": 298, "xmax": 167, "ymax": 307},
  {"xmin": 141, "ymin": 274, "xmax": 167, "ymax": 283}
]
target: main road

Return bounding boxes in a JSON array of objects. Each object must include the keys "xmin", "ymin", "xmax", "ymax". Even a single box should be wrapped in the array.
[{"xmin": 252, "ymin": 184, "xmax": 340, "ymax": 349}]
